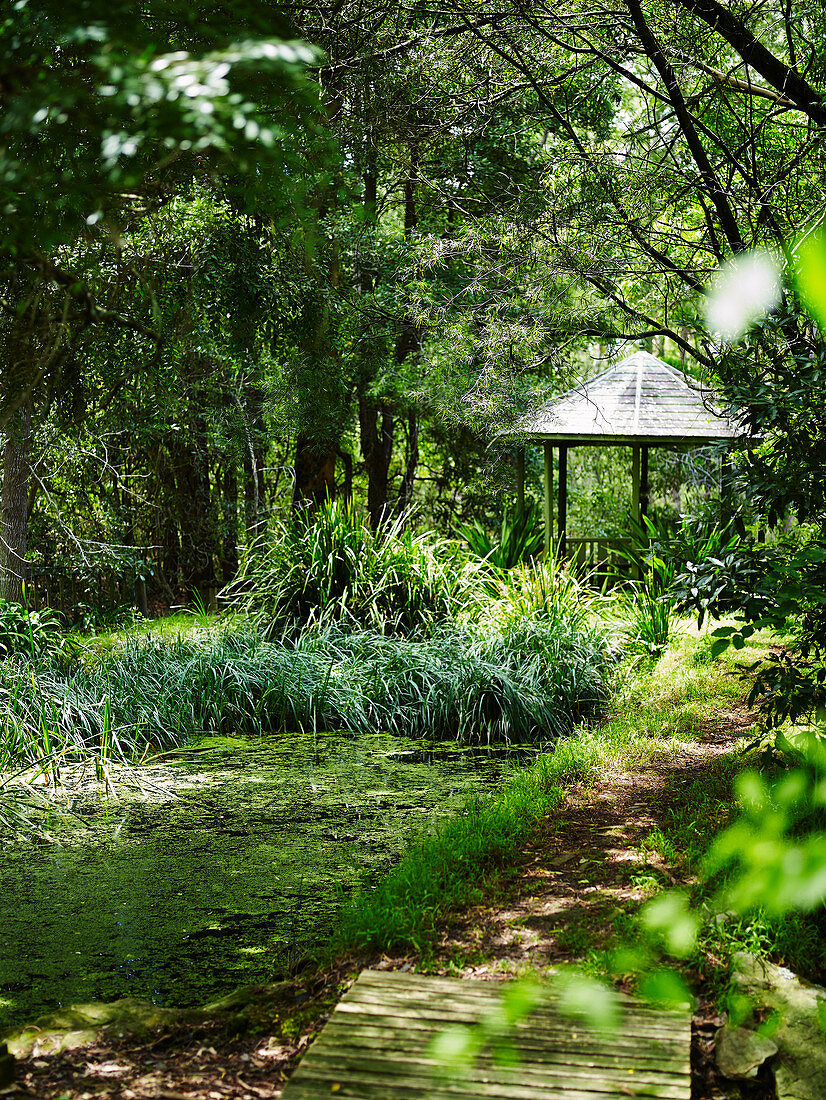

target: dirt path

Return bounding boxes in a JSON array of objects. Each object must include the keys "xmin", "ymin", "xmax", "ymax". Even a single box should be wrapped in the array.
[{"xmin": 6, "ymin": 705, "xmax": 764, "ymax": 1100}]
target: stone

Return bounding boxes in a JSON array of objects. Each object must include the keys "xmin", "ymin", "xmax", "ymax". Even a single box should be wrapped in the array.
[
  {"xmin": 3, "ymin": 998, "xmax": 205, "ymax": 1058},
  {"xmin": 730, "ymin": 952, "xmax": 826, "ymax": 1100},
  {"xmin": 716, "ymin": 1025, "xmax": 778, "ymax": 1078},
  {"xmin": 2, "ymin": 983, "xmax": 299, "ymax": 1060}
]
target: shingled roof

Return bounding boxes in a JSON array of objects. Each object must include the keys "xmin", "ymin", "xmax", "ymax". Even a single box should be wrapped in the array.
[{"xmin": 520, "ymin": 351, "xmax": 742, "ymax": 444}]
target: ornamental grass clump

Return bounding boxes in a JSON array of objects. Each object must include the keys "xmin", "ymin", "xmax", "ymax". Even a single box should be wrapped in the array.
[
  {"xmin": 0, "ymin": 587, "xmax": 610, "ymax": 769},
  {"xmin": 224, "ymin": 498, "xmax": 472, "ymax": 637}
]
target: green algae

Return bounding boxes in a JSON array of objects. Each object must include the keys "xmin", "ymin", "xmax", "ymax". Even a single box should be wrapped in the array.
[{"xmin": 0, "ymin": 731, "xmax": 531, "ymax": 1034}]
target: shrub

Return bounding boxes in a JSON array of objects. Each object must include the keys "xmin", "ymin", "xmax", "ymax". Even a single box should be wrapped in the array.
[
  {"xmin": 457, "ymin": 502, "xmax": 544, "ymax": 572},
  {"xmin": 224, "ymin": 499, "xmax": 471, "ymax": 636},
  {"xmin": 0, "ymin": 600, "xmax": 610, "ymax": 771}
]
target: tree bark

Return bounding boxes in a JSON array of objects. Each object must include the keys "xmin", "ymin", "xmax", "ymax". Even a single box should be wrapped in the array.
[
  {"xmin": 359, "ymin": 397, "xmax": 394, "ymax": 529},
  {"xmin": 624, "ymin": 0, "xmax": 745, "ymax": 254},
  {"xmin": 398, "ymin": 411, "xmax": 419, "ymax": 512},
  {"xmin": 670, "ymin": 0, "xmax": 826, "ymax": 126},
  {"xmin": 241, "ymin": 385, "xmax": 267, "ymax": 541},
  {"xmin": 168, "ymin": 426, "xmax": 218, "ymax": 606},
  {"xmin": 0, "ymin": 402, "xmax": 32, "ymax": 604},
  {"xmin": 220, "ymin": 460, "xmax": 239, "ymax": 586},
  {"xmin": 293, "ymin": 436, "xmax": 337, "ymax": 509}
]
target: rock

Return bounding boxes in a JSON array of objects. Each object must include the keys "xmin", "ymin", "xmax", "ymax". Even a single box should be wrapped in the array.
[
  {"xmin": 3, "ymin": 998, "xmax": 205, "ymax": 1058},
  {"xmin": 730, "ymin": 952, "xmax": 826, "ymax": 1100},
  {"xmin": 2, "ymin": 983, "xmax": 299, "ymax": 1060},
  {"xmin": 0, "ymin": 1042, "xmax": 14, "ymax": 1087},
  {"xmin": 716, "ymin": 1025, "xmax": 778, "ymax": 1078}
]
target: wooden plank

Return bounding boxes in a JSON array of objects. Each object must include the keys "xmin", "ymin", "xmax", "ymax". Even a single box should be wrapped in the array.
[
  {"xmin": 319, "ymin": 1025, "xmax": 690, "ymax": 1071},
  {"xmin": 336, "ymin": 997, "xmax": 688, "ymax": 1042},
  {"xmin": 355, "ymin": 972, "xmax": 689, "ymax": 1023},
  {"xmin": 281, "ymin": 970, "xmax": 691, "ymax": 1100},
  {"xmin": 304, "ymin": 1048, "xmax": 689, "ymax": 1094},
  {"xmin": 329, "ymin": 1015, "xmax": 687, "ymax": 1065},
  {"xmin": 285, "ymin": 1067, "xmax": 683, "ymax": 1100}
]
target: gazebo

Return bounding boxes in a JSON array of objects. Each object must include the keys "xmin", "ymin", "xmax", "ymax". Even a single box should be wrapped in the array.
[{"xmin": 514, "ymin": 351, "xmax": 744, "ymax": 565}]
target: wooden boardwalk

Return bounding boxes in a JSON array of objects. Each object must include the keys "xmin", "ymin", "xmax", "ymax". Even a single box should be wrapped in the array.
[{"xmin": 282, "ymin": 969, "xmax": 691, "ymax": 1099}]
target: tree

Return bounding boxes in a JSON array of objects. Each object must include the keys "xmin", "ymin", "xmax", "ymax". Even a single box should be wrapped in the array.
[{"xmin": 0, "ymin": 0, "xmax": 323, "ymax": 601}]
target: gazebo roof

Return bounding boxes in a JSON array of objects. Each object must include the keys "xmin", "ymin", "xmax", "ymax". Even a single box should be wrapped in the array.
[{"xmin": 520, "ymin": 351, "xmax": 742, "ymax": 444}]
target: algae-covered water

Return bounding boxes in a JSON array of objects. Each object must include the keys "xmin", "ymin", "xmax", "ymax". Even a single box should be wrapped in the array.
[{"xmin": 0, "ymin": 732, "xmax": 531, "ymax": 1033}]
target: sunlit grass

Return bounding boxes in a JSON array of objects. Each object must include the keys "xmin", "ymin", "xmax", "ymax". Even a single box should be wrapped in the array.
[{"xmin": 329, "ymin": 619, "xmax": 769, "ymax": 958}]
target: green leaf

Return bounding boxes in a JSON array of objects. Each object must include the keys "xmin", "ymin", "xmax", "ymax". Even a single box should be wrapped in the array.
[
  {"xmin": 792, "ymin": 228, "xmax": 826, "ymax": 331},
  {"xmin": 640, "ymin": 890, "xmax": 698, "ymax": 957},
  {"xmin": 638, "ymin": 968, "xmax": 692, "ymax": 1008}
]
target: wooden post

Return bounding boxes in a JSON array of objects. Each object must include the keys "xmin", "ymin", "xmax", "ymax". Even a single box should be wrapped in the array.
[
  {"xmin": 631, "ymin": 444, "xmax": 641, "ymax": 580},
  {"xmin": 516, "ymin": 447, "xmax": 525, "ymax": 519},
  {"xmin": 557, "ymin": 444, "xmax": 568, "ymax": 559},
  {"xmin": 640, "ymin": 445, "xmax": 649, "ymax": 520},
  {"xmin": 543, "ymin": 443, "xmax": 553, "ymax": 557},
  {"xmin": 720, "ymin": 449, "xmax": 733, "ymax": 530}
]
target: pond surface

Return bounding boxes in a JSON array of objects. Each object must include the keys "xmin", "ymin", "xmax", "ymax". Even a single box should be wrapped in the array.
[{"xmin": 0, "ymin": 732, "xmax": 534, "ymax": 1033}]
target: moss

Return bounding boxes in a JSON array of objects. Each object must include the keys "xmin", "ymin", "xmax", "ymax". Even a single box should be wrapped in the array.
[{"xmin": 0, "ymin": 730, "xmax": 522, "ymax": 1034}]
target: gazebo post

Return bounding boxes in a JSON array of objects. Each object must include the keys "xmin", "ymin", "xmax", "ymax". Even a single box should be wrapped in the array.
[
  {"xmin": 516, "ymin": 447, "xmax": 525, "ymax": 518},
  {"xmin": 557, "ymin": 444, "xmax": 568, "ymax": 558},
  {"xmin": 720, "ymin": 448, "xmax": 733, "ymax": 529},
  {"xmin": 640, "ymin": 445, "xmax": 649, "ymax": 519},
  {"xmin": 543, "ymin": 443, "xmax": 553, "ymax": 556},
  {"xmin": 631, "ymin": 445, "xmax": 642, "ymax": 580}
]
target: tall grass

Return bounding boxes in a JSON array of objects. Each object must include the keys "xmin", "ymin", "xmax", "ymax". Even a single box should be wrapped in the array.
[
  {"xmin": 225, "ymin": 499, "xmax": 473, "ymax": 636},
  {"xmin": 458, "ymin": 502, "xmax": 544, "ymax": 572},
  {"xmin": 0, "ymin": 608, "xmax": 609, "ymax": 772},
  {"xmin": 2, "ymin": 523, "xmax": 612, "ymax": 775}
]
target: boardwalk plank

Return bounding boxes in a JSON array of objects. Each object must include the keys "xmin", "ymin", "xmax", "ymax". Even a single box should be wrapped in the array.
[
  {"xmin": 281, "ymin": 970, "xmax": 691, "ymax": 1100},
  {"xmin": 317, "ymin": 1031, "xmax": 690, "ymax": 1074},
  {"xmin": 305, "ymin": 1049, "xmax": 689, "ymax": 1094}
]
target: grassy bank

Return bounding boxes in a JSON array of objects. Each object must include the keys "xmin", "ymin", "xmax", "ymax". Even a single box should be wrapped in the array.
[
  {"xmin": 0, "ymin": 599, "xmax": 608, "ymax": 773},
  {"xmin": 330, "ymin": 623, "xmax": 772, "ymax": 959}
]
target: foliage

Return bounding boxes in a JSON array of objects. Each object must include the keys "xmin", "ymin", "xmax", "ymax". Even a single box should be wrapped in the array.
[
  {"xmin": 704, "ymin": 739, "xmax": 826, "ymax": 919},
  {"xmin": 0, "ymin": 1, "xmax": 320, "ymax": 267},
  {"xmin": 0, "ymin": 599, "xmax": 63, "ymax": 659},
  {"xmin": 678, "ymin": 234, "xmax": 826, "ymax": 725},
  {"xmin": 225, "ymin": 499, "xmax": 473, "ymax": 636},
  {"xmin": 0, "ymin": 0, "xmax": 325, "ymax": 438},
  {"xmin": 0, "ymin": 590, "xmax": 610, "ymax": 774},
  {"xmin": 458, "ymin": 502, "xmax": 544, "ymax": 571},
  {"xmin": 625, "ymin": 586, "xmax": 673, "ymax": 661}
]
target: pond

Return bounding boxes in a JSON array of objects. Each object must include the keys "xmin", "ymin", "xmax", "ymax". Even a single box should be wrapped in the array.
[{"xmin": 0, "ymin": 731, "xmax": 535, "ymax": 1033}]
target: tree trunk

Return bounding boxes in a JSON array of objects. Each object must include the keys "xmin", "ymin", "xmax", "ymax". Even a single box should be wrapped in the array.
[
  {"xmin": 398, "ymin": 410, "xmax": 419, "ymax": 512},
  {"xmin": 241, "ymin": 386, "xmax": 267, "ymax": 541},
  {"xmin": 293, "ymin": 436, "xmax": 337, "ymax": 510},
  {"xmin": 168, "ymin": 426, "xmax": 217, "ymax": 606},
  {"xmin": 221, "ymin": 460, "xmax": 239, "ymax": 586},
  {"xmin": 0, "ymin": 402, "xmax": 32, "ymax": 604},
  {"xmin": 359, "ymin": 397, "xmax": 394, "ymax": 529}
]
